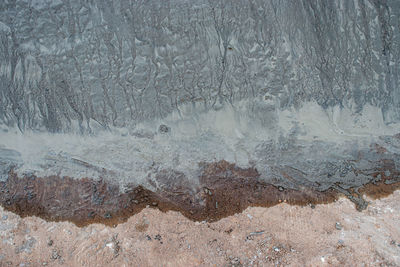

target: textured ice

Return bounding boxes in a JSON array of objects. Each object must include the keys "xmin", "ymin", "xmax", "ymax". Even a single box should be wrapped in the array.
[
  {"xmin": 1, "ymin": 99, "xmax": 399, "ymax": 191},
  {"xmin": 1, "ymin": 0, "xmax": 400, "ymax": 192}
]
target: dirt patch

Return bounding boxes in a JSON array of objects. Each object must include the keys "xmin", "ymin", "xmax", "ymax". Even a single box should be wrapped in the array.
[{"xmin": 0, "ymin": 160, "xmax": 399, "ymax": 227}]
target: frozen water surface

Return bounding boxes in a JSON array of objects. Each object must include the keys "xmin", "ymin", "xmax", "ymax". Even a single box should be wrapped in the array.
[
  {"xmin": 1, "ymin": 99, "xmax": 400, "ymax": 192},
  {"xmin": 1, "ymin": 0, "xmax": 400, "ymax": 191}
]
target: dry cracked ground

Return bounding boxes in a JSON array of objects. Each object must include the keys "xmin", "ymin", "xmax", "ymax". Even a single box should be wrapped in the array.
[{"xmin": 0, "ymin": 190, "xmax": 399, "ymax": 267}]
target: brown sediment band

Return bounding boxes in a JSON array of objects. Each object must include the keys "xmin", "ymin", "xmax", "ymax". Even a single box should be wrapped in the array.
[{"xmin": 0, "ymin": 160, "xmax": 399, "ymax": 227}]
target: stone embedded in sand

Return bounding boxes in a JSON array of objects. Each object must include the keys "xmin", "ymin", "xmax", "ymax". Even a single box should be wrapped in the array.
[{"xmin": 158, "ymin": 124, "xmax": 170, "ymax": 133}]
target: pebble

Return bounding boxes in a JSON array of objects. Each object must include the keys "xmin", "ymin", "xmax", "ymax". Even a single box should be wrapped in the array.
[
  {"xmin": 204, "ymin": 188, "xmax": 212, "ymax": 196},
  {"xmin": 51, "ymin": 249, "xmax": 61, "ymax": 260},
  {"xmin": 158, "ymin": 124, "xmax": 170, "ymax": 133},
  {"xmin": 335, "ymin": 222, "xmax": 342, "ymax": 230},
  {"xmin": 273, "ymin": 246, "xmax": 280, "ymax": 252},
  {"xmin": 230, "ymin": 257, "xmax": 241, "ymax": 265}
]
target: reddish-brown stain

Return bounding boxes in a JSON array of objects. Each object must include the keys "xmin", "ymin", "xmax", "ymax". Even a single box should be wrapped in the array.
[{"xmin": 0, "ymin": 160, "xmax": 399, "ymax": 227}]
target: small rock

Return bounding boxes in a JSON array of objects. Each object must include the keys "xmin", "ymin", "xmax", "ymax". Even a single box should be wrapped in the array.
[
  {"xmin": 230, "ymin": 257, "xmax": 241, "ymax": 266},
  {"xmin": 335, "ymin": 222, "xmax": 342, "ymax": 230},
  {"xmin": 278, "ymin": 186, "xmax": 284, "ymax": 192},
  {"xmin": 120, "ymin": 128, "xmax": 128, "ymax": 137},
  {"xmin": 42, "ymin": 262, "xmax": 48, "ymax": 266},
  {"xmin": 155, "ymin": 234, "xmax": 162, "ymax": 241},
  {"xmin": 273, "ymin": 246, "xmax": 280, "ymax": 252},
  {"xmin": 158, "ymin": 124, "xmax": 170, "ymax": 133},
  {"xmin": 204, "ymin": 188, "xmax": 212, "ymax": 196},
  {"xmin": 146, "ymin": 235, "xmax": 152, "ymax": 241},
  {"xmin": 51, "ymin": 249, "xmax": 61, "ymax": 260},
  {"xmin": 16, "ymin": 236, "xmax": 36, "ymax": 254},
  {"xmin": 310, "ymin": 204, "xmax": 316, "ymax": 209},
  {"xmin": 47, "ymin": 240, "xmax": 53, "ymax": 247}
]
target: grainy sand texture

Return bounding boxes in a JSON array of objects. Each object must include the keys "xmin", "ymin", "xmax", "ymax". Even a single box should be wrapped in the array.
[{"xmin": 0, "ymin": 190, "xmax": 399, "ymax": 267}]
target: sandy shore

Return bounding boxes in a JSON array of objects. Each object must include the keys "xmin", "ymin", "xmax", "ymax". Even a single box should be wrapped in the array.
[{"xmin": 0, "ymin": 190, "xmax": 399, "ymax": 267}]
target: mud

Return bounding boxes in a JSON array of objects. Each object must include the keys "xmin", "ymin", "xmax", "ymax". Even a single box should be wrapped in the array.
[{"xmin": 0, "ymin": 160, "xmax": 399, "ymax": 227}]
